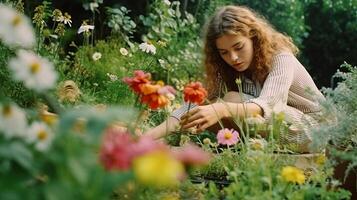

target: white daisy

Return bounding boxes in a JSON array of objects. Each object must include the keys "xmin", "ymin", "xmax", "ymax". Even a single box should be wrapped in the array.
[
  {"xmin": 92, "ymin": 52, "xmax": 102, "ymax": 61},
  {"xmin": 139, "ymin": 42, "xmax": 156, "ymax": 55},
  {"xmin": 119, "ymin": 47, "xmax": 128, "ymax": 56},
  {"xmin": 0, "ymin": 4, "xmax": 35, "ymax": 48},
  {"xmin": 163, "ymin": 0, "xmax": 171, "ymax": 6},
  {"xmin": 248, "ymin": 138, "xmax": 267, "ymax": 151},
  {"xmin": 63, "ymin": 13, "xmax": 72, "ymax": 27},
  {"xmin": 8, "ymin": 50, "xmax": 58, "ymax": 92},
  {"xmin": 27, "ymin": 122, "xmax": 54, "ymax": 152},
  {"xmin": 77, "ymin": 24, "xmax": 94, "ymax": 34},
  {"xmin": 0, "ymin": 103, "xmax": 27, "ymax": 139}
]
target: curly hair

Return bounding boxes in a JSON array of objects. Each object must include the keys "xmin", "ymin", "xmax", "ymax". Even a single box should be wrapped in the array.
[{"xmin": 203, "ymin": 5, "xmax": 298, "ymax": 100}]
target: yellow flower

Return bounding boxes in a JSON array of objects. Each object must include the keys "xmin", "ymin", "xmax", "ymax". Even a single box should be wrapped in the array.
[
  {"xmin": 315, "ymin": 154, "xmax": 326, "ymax": 166},
  {"xmin": 133, "ymin": 151, "xmax": 185, "ymax": 188},
  {"xmin": 281, "ymin": 166, "xmax": 305, "ymax": 185}
]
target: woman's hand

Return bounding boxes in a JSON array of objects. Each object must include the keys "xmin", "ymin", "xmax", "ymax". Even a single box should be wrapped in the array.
[{"xmin": 180, "ymin": 103, "xmax": 224, "ymax": 132}]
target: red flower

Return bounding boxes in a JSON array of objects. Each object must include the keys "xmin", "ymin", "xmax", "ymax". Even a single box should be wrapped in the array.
[
  {"xmin": 99, "ymin": 128, "xmax": 134, "ymax": 171},
  {"xmin": 123, "ymin": 70, "xmax": 151, "ymax": 94},
  {"xmin": 140, "ymin": 82, "xmax": 176, "ymax": 110},
  {"xmin": 183, "ymin": 82, "xmax": 208, "ymax": 105}
]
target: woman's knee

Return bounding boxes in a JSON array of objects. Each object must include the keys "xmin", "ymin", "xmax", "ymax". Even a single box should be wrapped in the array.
[{"xmin": 223, "ymin": 91, "xmax": 243, "ymax": 103}]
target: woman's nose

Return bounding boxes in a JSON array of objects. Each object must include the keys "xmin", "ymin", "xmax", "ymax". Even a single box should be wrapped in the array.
[{"xmin": 230, "ymin": 53, "xmax": 239, "ymax": 62}]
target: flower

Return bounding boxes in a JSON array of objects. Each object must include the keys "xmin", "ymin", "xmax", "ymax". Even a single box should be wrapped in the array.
[
  {"xmin": 92, "ymin": 52, "xmax": 102, "ymax": 61},
  {"xmin": 281, "ymin": 166, "xmax": 305, "ymax": 185},
  {"xmin": 163, "ymin": 0, "xmax": 171, "ymax": 6},
  {"xmin": 133, "ymin": 151, "xmax": 185, "ymax": 187},
  {"xmin": 57, "ymin": 80, "xmax": 81, "ymax": 103},
  {"xmin": 106, "ymin": 73, "xmax": 118, "ymax": 82},
  {"xmin": 183, "ymin": 82, "xmax": 208, "ymax": 105},
  {"xmin": 173, "ymin": 143, "xmax": 211, "ymax": 167},
  {"xmin": 123, "ymin": 70, "xmax": 151, "ymax": 94},
  {"xmin": 27, "ymin": 122, "xmax": 54, "ymax": 151},
  {"xmin": 0, "ymin": 103, "xmax": 27, "ymax": 139},
  {"xmin": 248, "ymin": 138, "xmax": 267, "ymax": 150},
  {"xmin": 120, "ymin": 48, "xmax": 128, "ymax": 56},
  {"xmin": 99, "ymin": 128, "xmax": 134, "ymax": 171},
  {"xmin": 216, "ymin": 128, "xmax": 239, "ymax": 146},
  {"xmin": 62, "ymin": 12, "xmax": 72, "ymax": 27},
  {"xmin": 131, "ymin": 136, "xmax": 168, "ymax": 157},
  {"xmin": 77, "ymin": 24, "xmax": 94, "ymax": 34},
  {"xmin": 8, "ymin": 50, "xmax": 57, "ymax": 92},
  {"xmin": 139, "ymin": 42, "xmax": 156, "ymax": 54},
  {"xmin": 0, "ymin": 4, "xmax": 35, "ymax": 48},
  {"xmin": 140, "ymin": 83, "xmax": 176, "ymax": 109},
  {"xmin": 203, "ymin": 138, "xmax": 212, "ymax": 145}
]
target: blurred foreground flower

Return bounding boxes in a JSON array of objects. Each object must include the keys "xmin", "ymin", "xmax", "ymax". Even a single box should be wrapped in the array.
[
  {"xmin": 133, "ymin": 151, "xmax": 185, "ymax": 187},
  {"xmin": 139, "ymin": 42, "xmax": 156, "ymax": 54},
  {"xmin": 8, "ymin": 50, "xmax": 58, "ymax": 92},
  {"xmin": 99, "ymin": 128, "xmax": 134, "ymax": 171},
  {"xmin": 173, "ymin": 143, "xmax": 211, "ymax": 167},
  {"xmin": 281, "ymin": 166, "xmax": 305, "ymax": 185},
  {"xmin": 27, "ymin": 122, "xmax": 54, "ymax": 151},
  {"xmin": 183, "ymin": 82, "xmax": 207, "ymax": 105},
  {"xmin": 217, "ymin": 128, "xmax": 239, "ymax": 146},
  {"xmin": 0, "ymin": 103, "xmax": 27, "ymax": 139},
  {"xmin": 0, "ymin": 4, "xmax": 35, "ymax": 48}
]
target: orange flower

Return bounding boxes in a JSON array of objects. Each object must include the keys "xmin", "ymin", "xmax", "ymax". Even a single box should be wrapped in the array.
[
  {"xmin": 140, "ymin": 83, "xmax": 176, "ymax": 110},
  {"xmin": 183, "ymin": 82, "xmax": 207, "ymax": 105},
  {"xmin": 123, "ymin": 70, "xmax": 151, "ymax": 94}
]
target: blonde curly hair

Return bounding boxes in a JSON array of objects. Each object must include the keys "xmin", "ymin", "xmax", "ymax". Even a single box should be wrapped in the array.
[{"xmin": 204, "ymin": 5, "xmax": 298, "ymax": 99}]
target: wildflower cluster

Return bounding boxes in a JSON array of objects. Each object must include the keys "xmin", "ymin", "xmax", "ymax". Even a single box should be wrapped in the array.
[{"xmin": 123, "ymin": 70, "xmax": 176, "ymax": 109}]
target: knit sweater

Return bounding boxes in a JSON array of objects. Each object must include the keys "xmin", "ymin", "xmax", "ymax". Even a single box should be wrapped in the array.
[{"xmin": 172, "ymin": 52, "xmax": 325, "ymax": 152}]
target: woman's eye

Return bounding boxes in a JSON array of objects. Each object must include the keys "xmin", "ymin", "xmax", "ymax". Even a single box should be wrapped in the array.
[
  {"xmin": 220, "ymin": 51, "xmax": 227, "ymax": 55},
  {"xmin": 235, "ymin": 45, "xmax": 244, "ymax": 51}
]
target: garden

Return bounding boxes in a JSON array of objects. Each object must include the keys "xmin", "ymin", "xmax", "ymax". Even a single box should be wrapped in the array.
[{"xmin": 0, "ymin": 0, "xmax": 356, "ymax": 199}]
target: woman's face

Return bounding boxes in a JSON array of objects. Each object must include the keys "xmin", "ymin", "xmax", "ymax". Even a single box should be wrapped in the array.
[{"xmin": 215, "ymin": 34, "xmax": 253, "ymax": 72}]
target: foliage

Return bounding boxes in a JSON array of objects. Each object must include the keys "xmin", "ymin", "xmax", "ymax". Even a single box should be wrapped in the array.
[
  {"xmin": 303, "ymin": 0, "xmax": 357, "ymax": 87},
  {"xmin": 312, "ymin": 62, "xmax": 357, "ymax": 176},
  {"xmin": 233, "ymin": 0, "xmax": 308, "ymax": 49},
  {"xmin": 106, "ymin": 6, "xmax": 136, "ymax": 48}
]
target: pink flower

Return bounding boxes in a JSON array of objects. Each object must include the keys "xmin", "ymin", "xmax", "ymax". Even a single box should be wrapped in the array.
[
  {"xmin": 131, "ymin": 136, "xmax": 168, "ymax": 157},
  {"xmin": 216, "ymin": 128, "xmax": 239, "ymax": 146},
  {"xmin": 99, "ymin": 128, "xmax": 134, "ymax": 171},
  {"xmin": 173, "ymin": 143, "xmax": 211, "ymax": 167}
]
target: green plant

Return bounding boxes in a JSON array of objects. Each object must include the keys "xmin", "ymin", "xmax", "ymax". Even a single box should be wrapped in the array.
[
  {"xmin": 106, "ymin": 6, "xmax": 136, "ymax": 49},
  {"xmin": 312, "ymin": 62, "xmax": 357, "ymax": 174}
]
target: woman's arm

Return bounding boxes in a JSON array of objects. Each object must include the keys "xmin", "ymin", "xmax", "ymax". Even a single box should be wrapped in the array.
[
  {"xmin": 181, "ymin": 102, "xmax": 262, "ymax": 132},
  {"xmin": 143, "ymin": 116, "xmax": 180, "ymax": 139}
]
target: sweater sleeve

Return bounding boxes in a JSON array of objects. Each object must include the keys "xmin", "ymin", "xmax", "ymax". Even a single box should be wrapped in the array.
[{"xmin": 248, "ymin": 53, "xmax": 295, "ymax": 120}]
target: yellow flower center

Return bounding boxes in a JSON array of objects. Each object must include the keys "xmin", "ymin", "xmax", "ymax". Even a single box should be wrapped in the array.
[
  {"xmin": 30, "ymin": 62, "xmax": 41, "ymax": 74},
  {"xmin": 12, "ymin": 15, "xmax": 22, "ymax": 26},
  {"xmin": 2, "ymin": 105, "xmax": 12, "ymax": 117},
  {"xmin": 224, "ymin": 132, "xmax": 233, "ymax": 140},
  {"xmin": 37, "ymin": 130, "xmax": 48, "ymax": 141}
]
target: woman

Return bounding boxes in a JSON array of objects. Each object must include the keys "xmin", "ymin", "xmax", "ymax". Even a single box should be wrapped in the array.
[{"xmin": 145, "ymin": 5, "xmax": 324, "ymax": 153}]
